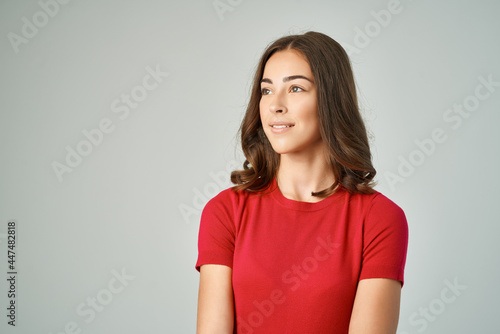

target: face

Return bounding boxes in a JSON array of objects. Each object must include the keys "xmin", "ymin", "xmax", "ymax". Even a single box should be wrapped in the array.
[{"xmin": 259, "ymin": 49, "xmax": 323, "ymax": 156}]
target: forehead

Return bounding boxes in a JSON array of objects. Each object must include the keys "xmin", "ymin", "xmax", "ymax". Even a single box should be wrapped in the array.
[{"xmin": 263, "ymin": 49, "xmax": 312, "ymax": 77}]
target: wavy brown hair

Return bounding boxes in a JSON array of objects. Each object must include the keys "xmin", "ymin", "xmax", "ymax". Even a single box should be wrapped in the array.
[{"xmin": 230, "ymin": 31, "xmax": 376, "ymax": 196}]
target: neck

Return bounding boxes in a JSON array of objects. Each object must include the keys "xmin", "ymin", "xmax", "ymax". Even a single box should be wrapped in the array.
[{"xmin": 275, "ymin": 144, "xmax": 335, "ymax": 202}]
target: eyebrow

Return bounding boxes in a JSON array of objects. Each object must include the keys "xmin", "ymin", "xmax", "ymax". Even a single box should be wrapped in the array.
[{"xmin": 260, "ymin": 75, "xmax": 314, "ymax": 85}]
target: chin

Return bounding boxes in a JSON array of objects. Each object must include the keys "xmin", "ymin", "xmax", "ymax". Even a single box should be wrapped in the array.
[{"xmin": 270, "ymin": 144, "xmax": 297, "ymax": 155}]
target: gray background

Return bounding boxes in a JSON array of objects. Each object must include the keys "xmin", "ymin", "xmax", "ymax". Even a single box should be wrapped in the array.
[{"xmin": 1, "ymin": 0, "xmax": 499, "ymax": 333}]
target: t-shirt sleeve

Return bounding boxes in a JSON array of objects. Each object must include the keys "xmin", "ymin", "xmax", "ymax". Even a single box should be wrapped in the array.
[
  {"xmin": 195, "ymin": 191, "xmax": 236, "ymax": 272},
  {"xmin": 358, "ymin": 193, "xmax": 409, "ymax": 287}
]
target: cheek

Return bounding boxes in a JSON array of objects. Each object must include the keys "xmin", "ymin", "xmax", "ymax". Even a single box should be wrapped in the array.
[
  {"xmin": 259, "ymin": 106, "xmax": 265, "ymax": 123},
  {"xmin": 259, "ymin": 99, "xmax": 266, "ymax": 114},
  {"xmin": 299, "ymin": 102, "xmax": 321, "ymax": 138},
  {"xmin": 259, "ymin": 106, "xmax": 268, "ymax": 133},
  {"xmin": 299, "ymin": 99, "xmax": 318, "ymax": 123}
]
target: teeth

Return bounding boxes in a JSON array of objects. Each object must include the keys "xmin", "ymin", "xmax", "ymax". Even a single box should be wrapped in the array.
[{"xmin": 272, "ymin": 125, "xmax": 292, "ymax": 128}]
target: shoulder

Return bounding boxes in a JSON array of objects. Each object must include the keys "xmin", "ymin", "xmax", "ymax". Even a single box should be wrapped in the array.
[
  {"xmin": 346, "ymin": 190, "xmax": 408, "ymax": 236},
  {"xmin": 201, "ymin": 184, "xmax": 251, "ymax": 217},
  {"xmin": 205, "ymin": 184, "xmax": 249, "ymax": 205},
  {"xmin": 347, "ymin": 190, "xmax": 406, "ymax": 219},
  {"xmin": 199, "ymin": 185, "xmax": 257, "ymax": 239},
  {"xmin": 361, "ymin": 191, "xmax": 409, "ymax": 239},
  {"xmin": 368, "ymin": 191, "xmax": 406, "ymax": 223},
  {"xmin": 367, "ymin": 191, "xmax": 405, "ymax": 217}
]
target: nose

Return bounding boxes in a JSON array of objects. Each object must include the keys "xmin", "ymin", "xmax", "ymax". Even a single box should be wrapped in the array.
[{"xmin": 269, "ymin": 91, "xmax": 288, "ymax": 114}]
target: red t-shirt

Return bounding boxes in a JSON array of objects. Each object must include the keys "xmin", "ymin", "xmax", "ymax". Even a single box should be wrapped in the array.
[{"xmin": 195, "ymin": 177, "xmax": 409, "ymax": 333}]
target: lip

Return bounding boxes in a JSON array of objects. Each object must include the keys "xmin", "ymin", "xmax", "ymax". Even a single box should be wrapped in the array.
[
  {"xmin": 269, "ymin": 121, "xmax": 294, "ymax": 134},
  {"xmin": 269, "ymin": 121, "xmax": 295, "ymax": 126}
]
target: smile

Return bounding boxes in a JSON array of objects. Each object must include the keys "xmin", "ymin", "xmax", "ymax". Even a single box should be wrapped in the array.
[{"xmin": 270, "ymin": 125, "xmax": 294, "ymax": 134}]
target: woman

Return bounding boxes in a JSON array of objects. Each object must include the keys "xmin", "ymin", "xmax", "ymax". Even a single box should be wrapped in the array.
[{"xmin": 195, "ymin": 31, "xmax": 409, "ymax": 334}]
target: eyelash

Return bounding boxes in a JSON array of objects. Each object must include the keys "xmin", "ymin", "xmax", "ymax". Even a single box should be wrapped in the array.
[{"xmin": 261, "ymin": 86, "xmax": 304, "ymax": 95}]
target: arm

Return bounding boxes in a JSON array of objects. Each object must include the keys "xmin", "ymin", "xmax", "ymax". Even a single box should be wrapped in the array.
[
  {"xmin": 196, "ymin": 264, "xmax": 234, "ymax": 334},
  {"xmin": 348, "ymin": 278, "xmax": 401, "ymax": 334}
]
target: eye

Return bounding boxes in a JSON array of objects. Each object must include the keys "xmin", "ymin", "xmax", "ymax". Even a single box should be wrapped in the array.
[
  {"xmin": 261, "ymin": 88, "xmax": 271, "ymax": 95},
  {"xmin": 290, "ymin": 86, "xmax": 304, "ymax": 93}
]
